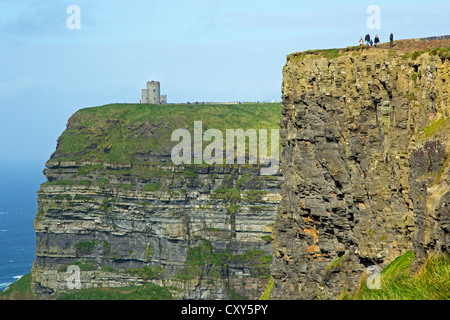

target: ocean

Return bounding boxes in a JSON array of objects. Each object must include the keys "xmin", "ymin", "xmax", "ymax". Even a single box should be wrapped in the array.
[{"xmin": 0, "ymin": 162, "xmax": 46, "ymax": 291}]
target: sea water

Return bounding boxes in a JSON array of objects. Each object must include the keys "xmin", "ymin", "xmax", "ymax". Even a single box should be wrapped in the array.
[{"xmin": 0, "ymin": 162, "xmax": 45, "ymax": 291}]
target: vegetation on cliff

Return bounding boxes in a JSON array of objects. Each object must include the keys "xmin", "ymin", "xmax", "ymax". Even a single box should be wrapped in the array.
[
  {"xmin": 273, "ymin": 37, "xmax": 450, "ymax": 300},
  {"xmin": 287, "ymin": 38, "xmax": 450, "ymax": 62},
  {"xmin": 52, "ymin": 102, "xmax": 282, "ymax": 164},
  {"xmin": 3, "ymin": 251, "xmax": 448, "ymax": 300},
  {"xmin": 31, "ymin": 101, "xmax": 283, "ymax": 300},
  {"xmin": 342, "ymin": 251, "xmax": 450, "ymax": 300},
  {"xmin": 0, "ymin": 274, "xmax": 36, "ymax": 300},
  {"xmin": 7, "ymin": 38, "xmax": 450, "ymax": 301},
  {"xmin": 55, "ymin": 282, "xmax": 174, "ymax": 300}
]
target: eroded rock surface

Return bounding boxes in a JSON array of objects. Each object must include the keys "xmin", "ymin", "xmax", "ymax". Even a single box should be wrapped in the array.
[{"xmin": 271, "ymin": 45, "xmax": 449, "ymax": 299}]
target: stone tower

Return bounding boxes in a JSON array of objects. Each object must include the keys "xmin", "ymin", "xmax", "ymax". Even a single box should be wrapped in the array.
[{"xmin": 141, "ymin": 81, "xmax": 167, "ymax": 104}]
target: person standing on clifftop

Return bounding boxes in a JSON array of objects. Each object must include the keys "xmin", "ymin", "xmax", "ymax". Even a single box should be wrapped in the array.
[
  {"xmin": 374, "ymin": 35, "xmax": 380, "ymax": 47},
  {"xmin": 365, "ymin": 34, "xmax": 371, "ymax": 45},
  {"xmin": 390, "ymin": 33, "xmax": 394, "ymax": 47},
  {"xmin": 359, "ymin": 37, "xmax": 364, "ymax": 46}
]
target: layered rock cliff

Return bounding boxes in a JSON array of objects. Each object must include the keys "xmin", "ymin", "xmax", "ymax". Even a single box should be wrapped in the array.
[
  {"xmin": 32, "ymin": 103, "xmax": 282, "ymax": 299},
  {"xmin": 271, "ymin": 41, "xmax": 449, "ymax": 299},
  {"xmin": 29, "ymin": 40, "xmax": 449, "ymax": 301}
]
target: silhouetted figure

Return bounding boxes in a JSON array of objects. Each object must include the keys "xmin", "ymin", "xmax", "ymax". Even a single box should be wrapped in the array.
[
  {"xmin": 365, "ymin": 34, "xmax": 371, "ymax": 45},
  {"xmin": 390, "ymin": 33, "xmax": 394, "ymax": 48}
]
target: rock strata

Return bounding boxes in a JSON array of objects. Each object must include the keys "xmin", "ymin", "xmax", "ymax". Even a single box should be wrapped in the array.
[
  {"xmin": 271, "ymin": 44, "xmax": 449, "ymax": 299},
  {"xmin": 31, "ymin": 104, "xmax": 282, "ymax": 299}
]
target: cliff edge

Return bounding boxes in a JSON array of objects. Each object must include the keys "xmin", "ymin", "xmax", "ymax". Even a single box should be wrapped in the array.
[
  {"xmin": 5, "ymin": 39, "xmax": 449, "ymax": 301},
  {"xmin": 271, "ymin": 39, "xmax": 449, "ymax": 299},
  {"xmin": 31, "ymin": 103, "xmax": 283, "ymax": 299}
]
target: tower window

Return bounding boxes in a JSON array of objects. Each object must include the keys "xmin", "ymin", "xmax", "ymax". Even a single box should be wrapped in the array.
[{"xmin": 153, "ymin": 89, "xmax": 156, "ymax": 92}]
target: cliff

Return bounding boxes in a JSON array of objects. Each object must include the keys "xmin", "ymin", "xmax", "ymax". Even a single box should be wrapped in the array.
[
  {"xmin": 271, "ymin": 40, "xmax": 450, "ymax": 299},
  {"xmin": 31, "ymin": 103, "xmax": 283, "ymax": 299},
  {"xmin": 23, "ymin": 39, "xmax": 449, "ymax": 301}
]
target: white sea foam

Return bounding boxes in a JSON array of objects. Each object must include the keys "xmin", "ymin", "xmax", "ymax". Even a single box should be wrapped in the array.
[
  {"xmin": 0, "ymin": 276, "xmax": 23, "ymax": 291},
  {"xmin": 0, "ymin": 282, "xmax": 13, "ymax": 291}
]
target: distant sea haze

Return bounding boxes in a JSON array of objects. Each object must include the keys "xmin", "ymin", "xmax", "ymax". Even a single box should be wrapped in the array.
[{"xmin": 0, "ymin": 162, "xmax": 45, "ymax": 291}]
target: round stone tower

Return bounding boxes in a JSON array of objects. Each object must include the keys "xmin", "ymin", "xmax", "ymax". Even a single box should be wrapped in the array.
[{"xmin": 146, "ymin": 81, "xmax": 160, "ymax": 104}]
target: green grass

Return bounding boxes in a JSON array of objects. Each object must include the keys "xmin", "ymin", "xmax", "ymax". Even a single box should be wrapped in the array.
[
  {"xmin": 0, "ymin": 274, "xmax": 36, "ymax": 300},
  {"xmin": 0, "ymin": 271, "xmax": 172, "ymax": 300},
  {"xmin": 287, "ymin": 48, "xmax": 342, "ymax": 61},
  {"xmin": 319, "ymin": 48, "xmax": 341, "ymax": 59},
  {"xmin": 54, "ymin": 103, "xmax": 282, "ymax": 164},
  {"xmin": 0, "ymin": 263, "xmax": 172, "ymax": 300},
  {"xmin": 434, "ymin": 155, "xmax": 450, "ymax": 185},
  {"xmin": 78, "ymin": 164, "xmax": 104, "ymax": 174},
  {"xmin": 126, "ymin": 266, "xmax": 162, "ymax": 280},
  {"xmin": 342, "ymin": 251, "xmax": 450, "ymax": 300},
  {"xmin": 177, "ymin": 239, "xmax": 226, "ymax": 280},
  {"xmin": 437, "ymin": 46, "xmax": 450, "ymax": 59},
  {"xmin": 420, "ymin": 116, "xmax": 449, "ymax": 140},
  {"xmin": 56, "ymin": 282, "xmax": 173, "ymax": 300},
  {"xmin": 428, "ymin": 46, "xmax": 450, "ymax": 59},
  {"xmin": 411, "ymin": 50, "xmax": 424, "ymax": 60},
  {"xmin": 259, "ymin": 276, "xmax": 273, "ymax": 300},
  {"xmin": 97, "ymin": 178, "xmax": 110, "ymax": 187},
  {"xmin": 118, "ymin": 183, "xmax": 133, "ymax": 190},
  {"xmin": 402, "ymin": 46, "xmax": 450, "ymax": 61},
  {"xmin": 177, "ymin": 239, "xmax": 272, "ymax": 281},
  {"xmin": 142, "ymin": 182, "xmax": 162, "ymax": 191},
  {"xmin": 75, "ymin": 241, "xmax": 97, "ymax": 254}
]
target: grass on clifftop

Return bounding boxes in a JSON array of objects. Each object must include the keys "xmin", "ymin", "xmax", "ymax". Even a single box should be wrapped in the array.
[
  {"xmin": 287, "ymin": 41, "xmax": 450, "ymax": 62},
  {"xmin": 53, "ymin": 103, "xmax": 282, "ymax": 164},
  {"xmin": 342, "ymin": 251, "xmax": 450, "ymax": 300}
]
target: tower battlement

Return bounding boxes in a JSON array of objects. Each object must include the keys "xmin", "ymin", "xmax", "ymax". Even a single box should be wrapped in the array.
[{"xmin": 141, "ymin": 81, "xmax": 167, "ymax": 104}]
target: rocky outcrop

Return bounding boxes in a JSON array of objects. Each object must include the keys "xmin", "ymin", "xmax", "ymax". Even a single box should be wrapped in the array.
[
  {"xmin": 31, "ymin": 42, "xmax": 449, "ymax": 301},
  {"xmin": 271, "ymin": 43, "xmax": 449, "ymax": 299},
  {"xmin": 31, "ymin": 104, "xmax": 282, "ymax": 299},
  {"xmin": 409, "ymin": 133, "xmax": 449, "ymax": 262}
]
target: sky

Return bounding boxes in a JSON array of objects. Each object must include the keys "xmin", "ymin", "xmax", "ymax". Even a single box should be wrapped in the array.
[{"xmin": 0, "ymin": 0, "xmax": 448, "ymax": 166}]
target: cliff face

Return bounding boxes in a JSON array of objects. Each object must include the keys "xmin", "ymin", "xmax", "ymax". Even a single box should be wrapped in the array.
[
  {"xmin": 30, "ymin": 42, "xmax": 449, "ymax": 301},
  {"xmin": 271, "ymin": 43, "xmax": 449, "ymax": 299},
  {"xmin": 32, "ymin": 103, "xmax": 282, "ymax": 299}
]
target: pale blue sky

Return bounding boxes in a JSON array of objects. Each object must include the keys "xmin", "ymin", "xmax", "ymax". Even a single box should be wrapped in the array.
[{"xmin": 0, "ymin": 0, "xmax": 448, "ymax": 164}]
